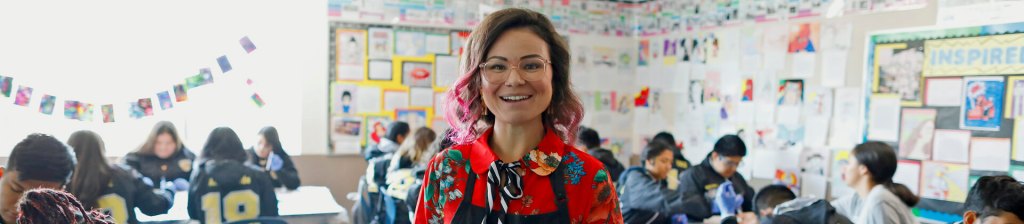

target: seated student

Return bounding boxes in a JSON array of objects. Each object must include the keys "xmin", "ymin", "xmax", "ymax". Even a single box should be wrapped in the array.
[
  {"xmin": 831, "ymin": 141, "xmax": 918, "ymax": 224},
  {"xmin": 577, "ymin": 127, "xmax": 625, "ymax": 183},
  {"xmin": 0, "ymin": 134, "xmax": 77, "ymax": 224},
  {"xmin": 618, "ymin": 141, "xmax": 684, "ymax": 223},
  {"xmin": 362, "ymin": 122, "xmax": 410, "ymax": 161},
  {"xmin": 959, "ymin": 175, "xmax": 1024, "ymax": 224},
  {"xmin": 754, "ymin": 185, "xmax": 852, "ymax": 224},
  {"xmin": 16, "ymin": 188, "xmax": 114, "ymax": 224},
  {"xmin": 403, "ymin": 128, "xmax": 452, "ymax": 219},
  {"xmin": 246, "ymin": 126, "xmax": 300, "ymax": 190},
  {"xmin": 652, "ymin": 132, "xmax": 690, "ymax": 173},
  {"xmin": 188, "ymin": 127, "xmax": 278, "ymax": 223},
  {"xmin": 66, "ymin": 130, "xmax": 174, "ymax": 224},
  {"xmin": 382, "ymin": 127, "xmax": 435, "ymax": 224},
  {"xmin": 677, "ymin": 134, "xmax": 755, "ymax": 222},
  {"xmin": 122, "ymin": 121, "xmax": 196, "ymax": 191}
]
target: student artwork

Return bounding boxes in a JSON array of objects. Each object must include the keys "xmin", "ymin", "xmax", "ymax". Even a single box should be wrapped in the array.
[
  {"xmin": 434, "ymin": 55, "xmax": 459, "ymax": 87},
  {"xmin": 173, "ymin": 84, "xmax": 188, "ymax": 102},
  {"xmin": 688, "ymin": 80, "xmax": 704, "ymax": 109},
  {"xmin": 395, "ymin": 31, "xmax": 427, "ymax": 57},
  {"xmin": 634, "ymin": 87, "xmax": 650, "ymax": 108},
  {"xmin": 332, "ymin": 83, "xmax": 358, "ymax": 115},
  {"xmin": 615, "ymin": 93, "xmax": 632, "ymax": 115},
  {"xmin": 395, "ymin": 109, "xmax": 428, "ymax": 129},
  {"xmin": 788, "ymin": 22, "xmax": 819, "ymax": 53},
  {"xmin": 101, "ymin": 104, "xmax": 114, "ymax": 123},
  {"xmin": 63, "ymin": 101, "xmax": 93, "ymax": 121},
  {"xmin": 450, "ymin": 31, "xmax": 470, "ymax": 55},
  {"xmin": 704, "ymin": 71, "xmax": 721, "ymax": 102},
  {"xmin": 365, "ymin": 116, "xmax": 392, "ymax": 145},
  {"xmin": 402, "ymin": 61, "xmax": 433, "ymax": 88},
  {"xmin": 830, "ymin": 149, "xmax": 854, "ymax": 197},
  {"xmin": 368, "ymin": 28, "xmax": 394, "ymax": 60},
  {"xmin": 960, "ymin": 76, "xmax": 1004, "ymax": 131},
  {"xmin": 970, "ymin": 138, "xmax": 1011, "ymax": 172},
  {"xmin": 336, "ymin": 29, "xmax": 367, "ymax": 81},
  {"xmin": 129, "ymin": 98, "xmax": 154, "ymax": 119},
  {"xmin": 39, "ymin": 95, "xmax": 56, "ymax": 115},
  {"xmin": 679, "ymin": 36, "xmax": 704, "ymax": 63},
  {"xmin": 638, "ymin": 39, "xmax": 650, "ymax": 66},
  {"xmin": 425, "ymin": 33, "xmax": 450, "ymax": 54},
  {"xmin": 874, "ymin": 41, "xmax": 924, "ymax": 105},
  {"xmin": 702, "ymin": 33, "xmax": 721, "ymax": 64},
  {"xmin": 894, "ymin": 160, "xmax": 921, "ymax": 195},
  {"xmin": 13, "ymin": 86, "xmax": 32, "ymax": 106},
  {"xmin": 216, "ymin": 55, "xmax": 232, "ymax": 73},
  {"xmin": 240, "ymin": 36, "xmax": 257, "ymax": 53},
  {"xmin": 368, "ymin": 60, "xmax": 393, "ymax": 81},
  {"xmin": 0, "ymin": 76, "xmax": 11, "ymax": 97},
  {"xmin": 185, "ymin": 70, "xmax": 214, "ymax": 89},
  {"xmin": 774, "ymin": 169, "xmax": 801, "ymax": 192},
  {"xmin": 251, "ymin": 93, "xmax": 265, "ymax": 107},
  {"xmin": 331, "ymin": 116, "xmax": 363, "ymax": 154},
  {"xmin": 741, "ymin": 78, "xmax": 754, "ymax": 102},
  {"xmin": 921, "ymin": 161, "xmax": 969, "ymax": 203},
  {"xmin": 1005, "ymin": 76, "xmax": 1024, "ymax": 118},
  {"xmin": 799, "ymin": 147, "xmax": 830, "ymax": 176},
  {"xmin": 804, "ymin": 88, "xmax": 833, "ymax": 117},
  {"xmin": 898, "ymin": 108, "xmax": 936, "ymax": 160},
  {"xmin": 778, "ymin": 79, "xmax": 804, "ymax": 106},
  {"xmin": 156, "ymin": 91, "xmax": 173, "ymax": 110}
]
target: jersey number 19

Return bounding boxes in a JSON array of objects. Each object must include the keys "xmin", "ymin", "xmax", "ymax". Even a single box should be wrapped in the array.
[{"xmin": 201, "ymin": 190, "xmax": 260, "ymax": 224}]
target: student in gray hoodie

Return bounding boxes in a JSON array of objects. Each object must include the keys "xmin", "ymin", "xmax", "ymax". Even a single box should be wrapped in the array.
[
  {"xmin": 618, "ymin": 141, "xmax": 684, "ymax": 224},
  {"xmin": 831, "ymin": 141, "xmax": 919, "ymax": 224}
]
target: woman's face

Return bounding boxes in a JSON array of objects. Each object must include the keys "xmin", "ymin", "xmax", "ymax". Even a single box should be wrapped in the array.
[
  {"xmin": 257, "ymin": 135, "xmax": 272, "ymax": 158},
  {"xmin": 843, "ymin": 157, "xmax": 867, "ymax": 186},
  {"xmin": 646, "ymin": 150, "xmax": 674, "ymax": 180},
  {"xmin": 154, "ymin": 133, "xmax": 178, "ymax": 159},
  {"xmin": 480, "ymin": 28, "xmax": 553, "ymax": 125}
]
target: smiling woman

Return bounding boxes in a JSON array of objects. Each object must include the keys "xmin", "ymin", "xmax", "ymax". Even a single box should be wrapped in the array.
[{"xmin": 414, "ymin": 8, "xmax": 623, "ymax": 224}]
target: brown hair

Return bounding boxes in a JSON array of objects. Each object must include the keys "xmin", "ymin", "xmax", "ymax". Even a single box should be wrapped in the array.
[
  {"xmin": 66, "ymin": 130, "xmax": 112, "ymax": 209},
  {"xmin": 135, "ymin": 121, "xmax": 183, "ymax": 155},
  {"xmin": 444, "ymin": 8, "xmax": 583, "ymax": 145},
  {"xmin": 397, "ymin": 127, "xmax": 437, "ymax": 164}
]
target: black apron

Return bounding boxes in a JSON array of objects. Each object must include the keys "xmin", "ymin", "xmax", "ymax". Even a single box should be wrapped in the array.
[{"xmin": 452, "ymin": 163, "xmax": 571, "ymax": 223}]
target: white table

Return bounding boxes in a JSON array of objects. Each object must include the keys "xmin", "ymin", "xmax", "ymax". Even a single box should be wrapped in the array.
[{"xmin": 138, "ymin": 186, "xmax": 347, "ymax": 223}]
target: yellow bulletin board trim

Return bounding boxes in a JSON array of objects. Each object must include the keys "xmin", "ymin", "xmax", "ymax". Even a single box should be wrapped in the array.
[
  {"xmin": 872, "ymin": 43, "xmax": 923, "ymax": 107},
  {"xmin": 1005, "ymin": 76, "xmax": 1024, "ymax": 118}
]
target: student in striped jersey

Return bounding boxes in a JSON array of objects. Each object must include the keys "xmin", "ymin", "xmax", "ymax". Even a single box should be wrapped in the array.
[
  {"xmin": 67, "ymin": 130, "xmax": 174, "ymax": 224},
  {"xmin": 188, "ymin": 127, "xmax": 278, "ymax": 224}
]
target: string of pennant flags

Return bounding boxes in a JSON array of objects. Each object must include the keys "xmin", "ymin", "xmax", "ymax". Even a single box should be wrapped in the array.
[{"xmin": 0, "ymin": 36, "xmax": 266, "ymax": 124}]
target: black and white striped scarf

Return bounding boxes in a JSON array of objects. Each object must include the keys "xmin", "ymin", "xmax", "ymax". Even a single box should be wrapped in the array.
[{"xmin": 484, "ymin": 160, "xmax": 523, "ymax": 224}]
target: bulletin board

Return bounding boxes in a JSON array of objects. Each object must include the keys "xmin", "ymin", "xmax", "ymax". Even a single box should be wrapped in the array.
[
  {"xmin": 863, "ymin": 22, "xmax": 1024, "ymax": 219},
  {"xmin": 327, "ymin": 22, "xmax": 470, "ymax": 154}
]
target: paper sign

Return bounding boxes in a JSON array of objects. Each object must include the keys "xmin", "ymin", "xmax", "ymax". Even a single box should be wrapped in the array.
[
  {"xmin": 970, "ymin": 138, "xmax": 1011, "ymax": 172},
  {"xmin": 925, "ymin": 78, "xmax": 964, "ymax": 106},
  {"xmin": 932, "ymin": 129, "xmax": 971, "ymax": 163},
  {"xmin": 868, "ymin": 94, "xmax": 901, "ymax": 142}
]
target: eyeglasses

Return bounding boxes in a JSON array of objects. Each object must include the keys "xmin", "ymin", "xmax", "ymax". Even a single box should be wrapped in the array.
[
  {"xmin": 718, "ymin": 157, "xmax": 743, "ymax": 168},
  {"xmin": 478, "ymin": 57, "xmax": 551, "ymax": 83}
]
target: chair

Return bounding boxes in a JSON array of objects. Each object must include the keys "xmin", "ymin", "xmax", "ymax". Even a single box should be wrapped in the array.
[{"xmin": 225, "ymin": 217, "xmax": 288, "ymax": 224}]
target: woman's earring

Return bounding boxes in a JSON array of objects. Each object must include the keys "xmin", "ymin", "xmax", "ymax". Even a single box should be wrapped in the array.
[{"xmin": 483, "ymin": 108, "xmax": 489, "ymax": 116}]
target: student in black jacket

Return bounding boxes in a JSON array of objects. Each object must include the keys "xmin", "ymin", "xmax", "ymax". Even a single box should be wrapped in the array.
[
  {"xmin": 677, "ymin": 135, "xmax": 755, "ymax": 222},
  {"xmin": 122, "ymin": 121, "xmax": 195, "ymax": 191},
  {"xmin": 619, "ymin": 141, "xmax": 684, "ymax": 224},
  {"xmin": 755, "ymin": 184, "xmax": 852, "ymax": 224},
  {"xmin": 66, "ymin": 130, "xmax": 174, "ymax": 224},
  {"xmin": 577, "ymin": 127, "xmax": 624, "ymax": 183},
  {"xmin": 0, "ymin": 134, "xmax": 78, "ymax": 224},
  {"xmin": 246, "ymin": 126, "xmax": 300, "ymax": 190},
  {"xmin": 651, "ymin": 132, "xmax": 691, "ymax": 173},
  {"xmin": 188, "ymin": 127, "xmax": 278, "ymax": 224},
  {"xmin": 362, "ymin": 122, "xmax": 410, "ymax": 161}
]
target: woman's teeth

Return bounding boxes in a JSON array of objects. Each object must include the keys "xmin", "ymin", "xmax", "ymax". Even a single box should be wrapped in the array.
[{"xmin": 501, "ymin": 95, "xmax": 531, "ymax": 101}]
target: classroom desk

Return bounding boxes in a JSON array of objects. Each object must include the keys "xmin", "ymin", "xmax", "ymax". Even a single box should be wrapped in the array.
[{"xmin": 138, "ymin": 186, "xmax": 347, "ymax": 224}]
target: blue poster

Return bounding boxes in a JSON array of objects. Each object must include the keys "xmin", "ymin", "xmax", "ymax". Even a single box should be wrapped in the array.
[{"xmin": 960, "ymin": 76, "xmax": 1004, "ymax": 131}]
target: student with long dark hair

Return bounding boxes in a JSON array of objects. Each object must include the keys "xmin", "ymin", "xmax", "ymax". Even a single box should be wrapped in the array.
[
  {"xmin": 960, "ymin": 175, "xmax": 1024, "ymax": 224},
  {"xmin": 246, "ymin": 126, "xmax": 300, "ymax": 190},
  {"xmin": 831, "ymin": 141, "xmax": 918, "ymax": 224},
  {"xmin": 66, "ymin": 130, "xmax": 174, "ymax": 224},
  {"xmin": 0, "ymin": 134, "xmax": 77, "ymax": 224},
  {"xmin": 16, "ymin": 188, "xmax": 113, "ymax": 224},
  {"xmin": 188, "ymin": 127, "xmax": 278, "ymax": 223},
  {"xmin": 122, "ymin": 121, "xmax": 196, "ymax": 191},
  {"xmin": 619, "ymin": 141, "xmax": 684, "ymax": 223}
]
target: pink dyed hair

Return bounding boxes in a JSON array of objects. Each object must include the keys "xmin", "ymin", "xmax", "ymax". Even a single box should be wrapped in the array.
[{"xmin": 443, "ymin": 8, "xmax": 584, "ymax": 146}]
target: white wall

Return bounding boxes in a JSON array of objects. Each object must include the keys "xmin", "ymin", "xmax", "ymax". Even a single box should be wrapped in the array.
[{"xmin": 0, "ymin": 0, "xmax": 327, "ymax": 156}]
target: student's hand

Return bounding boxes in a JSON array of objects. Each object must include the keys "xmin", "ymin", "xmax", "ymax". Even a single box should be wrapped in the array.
[
  {"xmin": 172, "ymin": 178, "xmax": 189, "ymax": 191},
  {"xmin": 268, "ymin": 153, "xmax": 284, "ymax": 171},
  {"xmin": 714, "ymin": 181, "xmax": 743, "ymax": 217},
  {"xmin": 142, "ymin": 177, "xmax": 155, "ymax": 187},
  {"xmin": 160, "ymin": 178, "xmax": 176, "ymax": 191}
]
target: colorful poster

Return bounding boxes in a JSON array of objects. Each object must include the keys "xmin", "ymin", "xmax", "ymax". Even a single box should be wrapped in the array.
[
  {"xmin": 217, "ymin": 55, "xmax": 232, "ymax": 73},
  {"xmin": 365, "ymin": 116, "xmax": 392, "ymax": 145},
  {"xmin": 14, "ymin": 86, "xmax": 32, "ymax": 106},
  {"xmin": 368, "ymin": 28, "xmax": 394, "ymax": 60},
  {"xmin": 39, "ymin": 95, "xmax": 55, "ymax": 115},
  {"xmin": 336, "ymin": 29, "xmax": 367, "ymax": 81},
  {"xmin": 921, "ymin": 161, "xmax": 969, "ymax": 203},
  {"xmin": 450, "ymin": 31, "xmax": 470, "ymax": 55},
  {"xmin": 402, "ymin": 61, "xmax": 433, "ymax": 87},
  {"xmin": 251, "ymin": 93, "xmax": 265, "ymax": 107},
  {"xmin": 788, "ymin": 22, "xmax": 819, "ymax": 53},
  {"xmin": 240, "ymin": 36, "xmax": 257, "ymax": 53},
  {"xmin": 0, "ymin": 76, "xmax": 11, "ymax": 97},
  {"xmin": 638, "ymin": 39, "xmax": 650, "ymax": 66},
  {"xmin": 395, "ymin": 31, "xmax": 426, "ymax": 57},
  {"xmin": 129, "ymin": 98, "xmax": 154, "ymax": 118},
  {"xmin": 156, "ymin": 91, "xmax": 173, "ymax": 110},
  {"xmin": 101, "ymin": 104, "xmax": 114, "ymax": 123},
  {"xmin": 331, "ymin": 116, "xmax": 362, "ymax": 154},
  {"xmin": 1005, "ymin": 76, "xmax": 1024, "ymax": 118},
  {"xmin": 332, "ymin": 83, "xmax": 358, "ymax": 115},
  {"xmin": 64, "ymin": 101, "xmax": 80, "ymax": 120},
  {"xmin": 830, "ymin": 149, "xmax": 854, "ymax": 197},
  {"xmin": 741, "ymin": 78, "xmax": 754, "ymax": 102},
  {"xmin": 873, "ymin": 41, "xmax": 925, "ymax": 106},
  {"xmin": 704, "ymin": 70, "xmax": 720, "ymax": 102},
  {"xmin": 396, "ymin": 109, "xmax": 428, "ymax": 129},
  {"xmin": 173, "ymin": 84, "xmax": 188, "ymax": 102},
  {"xmin": 778, "ymin": 79, "xmax": 804, "ymax": 106},
  {"xmin": 78, "ymin": 103, "xmax": 94, "ymax": 122},
  {"xmin": 185, "ymin": 71, "xmax": 214, "ymax": 88},
  {"xmin": 898, "ymin": 108, "xmax": 936, "ymax": 160},
  {"xmin": 960, "ymin": 76, "xmax": 1004, "ymax": 131}
]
